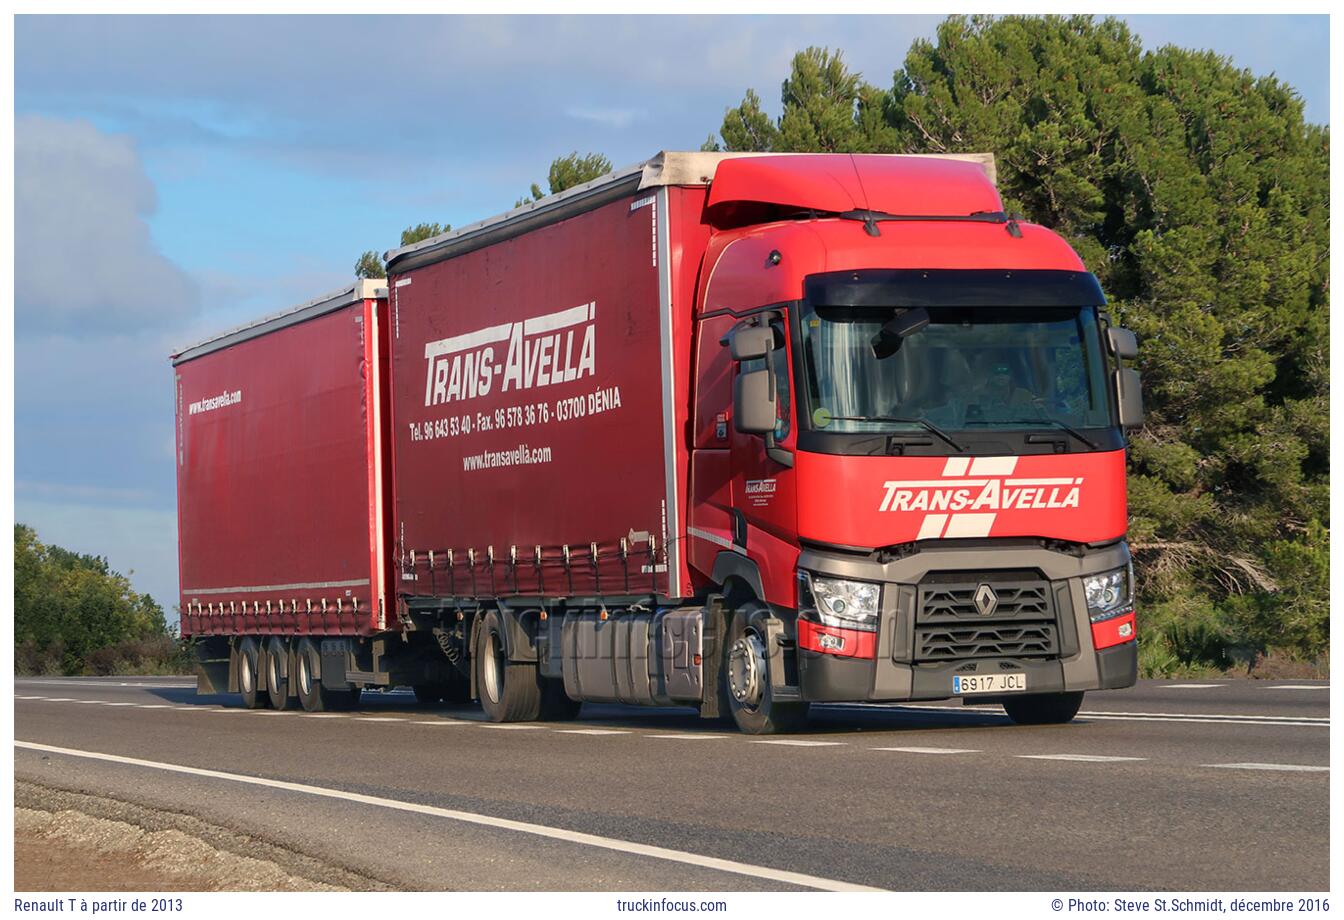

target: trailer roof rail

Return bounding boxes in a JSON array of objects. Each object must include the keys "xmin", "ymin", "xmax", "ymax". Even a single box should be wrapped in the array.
[{"xmin": 170, "ymin": 278, "xmax": 387, "ymax": 365}]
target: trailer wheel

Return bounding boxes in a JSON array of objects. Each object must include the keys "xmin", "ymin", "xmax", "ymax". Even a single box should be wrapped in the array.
[
  {"xmin": 474, "ymin": 610, "xmax": 541, "ymax": 722},
  {"xmin": 1002, "ymin": 691, "xmax": 1085, "ymax": 725},
  {"xmin": 237, "ymin": 638, "xmax": 268, "ymax": 709},
  {"xmin": 265, "ymin": 638, "xmax": 297, "ymax": 710},
  {"xmin": 538, "ymin": 677, "xmax": 581, "ymax": 721},
  {"xmin": 295, "ymin": 638, "xmax": 341, "ymax": 712},
  {"xmin": 721, "ymin": 609, "xmax": 810, "ymax": 735}
]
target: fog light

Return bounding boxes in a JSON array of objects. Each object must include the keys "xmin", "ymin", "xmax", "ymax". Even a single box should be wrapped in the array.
[{"xmin": 818, "ymin": 633, "xmax": 845, "ymax": 652}]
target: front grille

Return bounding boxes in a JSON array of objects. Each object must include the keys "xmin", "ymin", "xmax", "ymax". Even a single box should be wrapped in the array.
[
  {"xmin": 919, "ymin": 582, "xmax": 1050, "ymax": 621},
  {"xmin": 913, "ymin": 571, "xmax": 1059, "ymax": 661},
  {"xmin": 915, "ymin": 622, "xmax": 1058, "ymax": 661}
]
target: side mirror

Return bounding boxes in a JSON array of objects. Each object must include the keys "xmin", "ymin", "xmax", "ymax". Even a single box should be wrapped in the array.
[
  {"xmin": 733, "ymin": 368, "xmax": 775, "ymax": 434},
  {"xmin": 1115, "ymin": 368, "xmax": 1144, "ymax": 430},
  {"xmin": 728, "ymin": 325, "xmax": 772, "ymax": 361},
  {"xmin": 1107, "ymin": 327, "xmax": 1138, "ymax": 360},
  {"xmin": 871, "ymin": 307, "xmax": 930, "ymax": 359}
]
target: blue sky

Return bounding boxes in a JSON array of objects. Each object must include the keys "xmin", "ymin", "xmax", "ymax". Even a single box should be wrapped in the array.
[{"xmin": 12, "ymin": 14, "xmax": 1330, "ymax": 619}]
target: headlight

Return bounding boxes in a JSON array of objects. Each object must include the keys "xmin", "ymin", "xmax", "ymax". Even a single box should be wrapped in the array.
[
  {"xmin": 1083, "ymin": 563, "xmax": 1133, "ymax": 619},
  {"xmin": 799, "ymin": 571, "xmax": 880, "ymax": 631}
]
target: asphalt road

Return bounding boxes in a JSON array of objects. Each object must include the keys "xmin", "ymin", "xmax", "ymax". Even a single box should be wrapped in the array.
[{"xmin": 13, "ymin": 676, "xmax": 1330, "ymax": 891}]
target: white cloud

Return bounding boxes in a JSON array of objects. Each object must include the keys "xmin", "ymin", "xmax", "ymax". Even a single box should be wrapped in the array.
[{"xmin": 15, "ymin": 115, "xmax": 199, "ymax": 336}]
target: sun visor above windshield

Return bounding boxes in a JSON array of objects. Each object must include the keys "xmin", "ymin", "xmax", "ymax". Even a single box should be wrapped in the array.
[
  {"xmin": 705, "ymin": 154, "xmax": 1001, "ymax": 228},
  {"xmin": 805, "ymin": 269, "xmax": 1107, "ymax": 308}
]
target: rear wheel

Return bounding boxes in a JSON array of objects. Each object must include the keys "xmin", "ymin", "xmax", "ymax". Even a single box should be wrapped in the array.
[
  {"xmin": 1002, "ymin": 691, "xmax": 1085, "ymax": 725},
  {"xmin": 721, "ymin": 608, "xmax": 810, "ymax": 735},
  {"xmin": 295, "ymin": 637, "xmax": 355, "ymax": 712},
  {"xmin": 474, "ymin": 610, "xmax": 541, "ymax": 722},
  {"xmin": 265, "ymin": 638, "xmax": 297, "ymax": 710},
  {"xmin": 237, "ymin": 637, "xmax": 268, "ymax": 709}
]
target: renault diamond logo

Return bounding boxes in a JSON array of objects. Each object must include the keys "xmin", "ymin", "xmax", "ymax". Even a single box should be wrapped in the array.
[{"xmin": 973, "ymin": 584, "xmax": 998, "ymax": 616}]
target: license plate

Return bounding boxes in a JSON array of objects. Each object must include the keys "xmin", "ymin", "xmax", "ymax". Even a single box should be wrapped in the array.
[{"xmin": 953, "ymin": 673, "xmax": 1027, "ymax": 694}]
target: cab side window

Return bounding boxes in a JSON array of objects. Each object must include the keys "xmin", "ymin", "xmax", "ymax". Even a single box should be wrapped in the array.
[{"xmin": 769, "ymin": 319, "xmax": 791, "ymax": 441}]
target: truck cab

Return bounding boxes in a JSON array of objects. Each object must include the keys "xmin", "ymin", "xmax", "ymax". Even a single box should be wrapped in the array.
[{"xmin": 688, "ymin": 154, "xmax": 1142, "ymax": 732}]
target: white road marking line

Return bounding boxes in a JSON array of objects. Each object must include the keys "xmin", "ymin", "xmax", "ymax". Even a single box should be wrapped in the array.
[
  {"xmin": 1166, "ymin": 684, "xmax": 1224, "ymax": 689},
  {"xmin": 102, "ymin": 702, "xmax": 138, "ymax": 707},
  {"xmin": 477, "ymin": 724, "xmax": 544, "ymax": 730},
  {"xmin": 829, "ymin": 703, "xmax": 1329, "ymax": 725},
  {"xmin": 649, "ymin": 734, "xmax": 729, "ymax": 741},
  {"xmin": 871, "ymin": 746, "xmax": 982, "ymax": 755},
  {"xmin": 554, "ymin": 729, "xmax": 631, "ymax": 735},
  {"xmin": 14, "ymin": 679, "xmax": 195, "ymax": 688},
  {"xmin": 410, "ymin": 720, "xmax": 472, "ymax": 726},
  {"xmin": 14, "ymin": 741, "xmax": 879, "ymax": 892},
  {"xmin": 208, "ymin": 709, "xmax": 249, "ymax": 713},
  {"xmin": 77, "ymin": 700, "xmax": 104, "ymax": 705},
  {"xmin": 1082, "ymin": 709, "xmax": 1329, "ymax": 723},
  {"xmin": 301, "ymin": 714, "xmax": 349, "ymax": 719},
  {"xmin": 14, "ymin": 695, "xmax": 44, "ymax": 700},
  {"xmin": 1203, "ymin": 762, "xmax": 1328, "ymax": 773},
  {"xmin": 749, "ymin": 739, "xmax": 846, "ymax": 747},
  {"xmin": 354, "ymin": 717, "xmax": 405, "ymax": 723},
  {"xmin": 42, "ymin": 698, "xmax": 77, "ymax": 702},
  {"xmin": 1081, "ymin": 714, "xmax": 1326, "ymax": 728},
  {"xmin": 1018, "ymin": 754, "xmax": 1147, "ymax": 763},
  {"xmin": 136, "ymin": 705, "xmax": 174, "ymax": 709},
  {"xmin": 1266, "ymin": 685, "xmax": 1329, "ymax": 690}
]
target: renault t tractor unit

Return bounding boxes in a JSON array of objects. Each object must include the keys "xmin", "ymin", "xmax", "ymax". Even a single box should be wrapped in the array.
[{"xmin": 177, "ymin": 151, "xmax": 1142, "ymax": 733}]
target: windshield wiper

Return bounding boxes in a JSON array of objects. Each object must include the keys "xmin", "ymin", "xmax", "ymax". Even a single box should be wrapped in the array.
[
  {"xmin": 965, "ymin": 417, "xmax": 1099, "ymax": 451},
  {"xmin": 825, "ymin": 416, "xmax": 966, "ymax": 453}
]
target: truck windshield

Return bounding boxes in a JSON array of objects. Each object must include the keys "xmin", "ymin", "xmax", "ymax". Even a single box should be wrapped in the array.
[{"xmin": 796, "ymin": 303, "xmax": 1113, "ymax": 435}]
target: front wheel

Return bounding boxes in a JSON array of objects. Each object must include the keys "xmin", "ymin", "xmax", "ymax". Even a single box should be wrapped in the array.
[
  {"xmin": 1002, "ymin": 691, "xmax": 1085, "ymax": 725},
  {"xmin": 721, "ymin": 609, "xmax": 809, "ymax": 735},
  {"xmin": 474, "ymin": 610, "xmax": 541, "ymax": 722}
]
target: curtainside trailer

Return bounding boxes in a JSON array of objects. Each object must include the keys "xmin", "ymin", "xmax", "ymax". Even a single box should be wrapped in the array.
[
  {"xmin": 175, "ymin": 280, "xmax": 435, "ymax": 710},
  {"xmin": 178, "ymin": 151, "xmax": 1144, "ymax": 732}
]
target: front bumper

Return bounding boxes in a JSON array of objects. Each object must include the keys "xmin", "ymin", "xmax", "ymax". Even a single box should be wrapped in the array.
[{"xmin": 796, "ymin": 540, "xmax": 1138, "ymax": 703}]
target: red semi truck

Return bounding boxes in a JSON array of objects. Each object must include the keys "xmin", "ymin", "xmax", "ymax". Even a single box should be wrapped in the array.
[{"xmin": 177, "ymin": 151, "xmax": 1143, "ymax": 732}]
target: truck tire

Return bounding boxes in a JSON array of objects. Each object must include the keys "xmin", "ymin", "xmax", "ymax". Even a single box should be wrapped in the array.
[
  {"xmin": 722, "ymin": 608, "xmax": 810, "ymax": 735},
  {"xmin": 237, "ymin": 637, "xmax": 268, "ymax": 709},
  {"xmin": 265, "ymin": 638, "xmax": 297, "ymax": 710},
  {"xmin": 474, "ymin": 609, "xmax": 541, "ymax": 722},
  {"xmin": 1002, "ymin": 691, "xmax": 1085, "ymax": 725},
  {"xmin": 538, "ymin": 677, "xmax": 582, "ymax": 721},
  {"xmin": 294, "ymin": 637, "xmax": 353, "ymax": 712}
]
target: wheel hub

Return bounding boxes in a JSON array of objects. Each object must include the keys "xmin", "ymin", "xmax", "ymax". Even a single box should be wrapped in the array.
[{"xmin": 728, "ymin": 632, "xmax": 767, "ymax": 708}]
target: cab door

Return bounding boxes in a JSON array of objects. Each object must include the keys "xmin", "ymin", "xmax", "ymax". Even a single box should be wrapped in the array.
[{"xmin": 728, "ymin": 311, "xmax": 800, "ymax": 606}]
